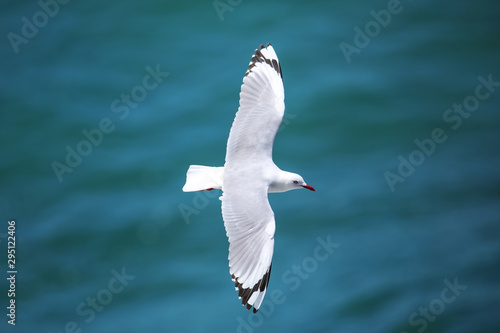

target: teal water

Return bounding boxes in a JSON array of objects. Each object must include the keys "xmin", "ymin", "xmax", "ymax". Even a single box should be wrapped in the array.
[{"xmin": 1, "ymin": 1, "xmax": 500, "ymax": 332}]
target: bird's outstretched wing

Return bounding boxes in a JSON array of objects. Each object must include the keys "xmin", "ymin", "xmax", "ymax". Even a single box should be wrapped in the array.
[
  {"xmin": 224, "ymin": 43, "xmax": 285, "ymax": 165},
  {"xmin": 221, "ymin": 177, "xmax": 275, "ymax": 313},
  {"xmin": 221, "ymin": 43, "xmax": 284, "ymax": 312}
]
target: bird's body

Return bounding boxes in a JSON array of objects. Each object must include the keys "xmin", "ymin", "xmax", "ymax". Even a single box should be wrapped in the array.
[{"xmin": 183, "ymin": 43, "xmax": 314, "ymax": 312}]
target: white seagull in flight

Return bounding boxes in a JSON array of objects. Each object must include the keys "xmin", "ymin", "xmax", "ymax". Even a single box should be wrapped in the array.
[{"xmin": 182, "ymin": 43, "xmax": 315, "ymax": 313}]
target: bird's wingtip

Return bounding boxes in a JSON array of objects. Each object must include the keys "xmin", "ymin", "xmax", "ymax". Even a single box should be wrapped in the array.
[{"xmin": 245, "ymin": 43, "xmax": 282, "ymax": 78}]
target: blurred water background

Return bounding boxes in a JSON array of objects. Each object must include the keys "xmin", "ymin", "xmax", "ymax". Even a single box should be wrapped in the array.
[{"xmin": 1, "ymin": 0, "xmax": 500, "ymax": 332}]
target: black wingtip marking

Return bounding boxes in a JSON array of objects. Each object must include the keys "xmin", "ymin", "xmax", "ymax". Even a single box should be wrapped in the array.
[
  {"xmin": 231, "ymin": 264, "xmax": 273, "ymax": 313},
  {"xmin": 260, "ymin": 263, "xmax": 272, "ymax": 292},
  {"xmin": 254, "ymin": 48, "xmax": 264, "ymax": 59},
  {"xmin": 245, "ymin": 43, "xmax": 282, "ymax": 79}
]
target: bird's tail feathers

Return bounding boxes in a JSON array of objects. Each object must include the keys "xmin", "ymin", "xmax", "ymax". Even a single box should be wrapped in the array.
[{"xmin": 182, "ymin": 165, "xmax": 224, "ymax": 192}]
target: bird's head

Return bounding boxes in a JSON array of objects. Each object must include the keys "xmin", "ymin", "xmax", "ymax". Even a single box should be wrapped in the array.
[
  {"xmin": 290, "ymin": 174, "xmax": 315, "ymax": 192},
  {"xmin": 270, "ymin": 171, "xmax": 315, "ymax": 193}
]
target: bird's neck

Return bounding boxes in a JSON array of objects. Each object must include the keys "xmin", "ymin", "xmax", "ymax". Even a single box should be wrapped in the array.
[{"xmin": 268, "ymin": 170, "xmax": 294, "ymax": 193}]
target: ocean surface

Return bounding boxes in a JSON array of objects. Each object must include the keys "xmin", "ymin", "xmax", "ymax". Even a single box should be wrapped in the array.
[{"xmin": 1, "ymin": 0, "xmax": 500, "ymax": 332}]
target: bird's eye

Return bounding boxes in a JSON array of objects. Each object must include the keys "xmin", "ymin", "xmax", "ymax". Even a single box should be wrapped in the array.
[{"xmin": 293, "ymin": 180, "xmax": 299, "ymax": 184}]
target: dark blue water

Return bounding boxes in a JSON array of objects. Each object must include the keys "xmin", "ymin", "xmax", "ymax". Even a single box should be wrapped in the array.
[{"xmin": 1, "ymin": 0, "xmax": 500, "ymax": 332}]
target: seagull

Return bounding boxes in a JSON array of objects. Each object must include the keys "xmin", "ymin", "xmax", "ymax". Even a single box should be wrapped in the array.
[{"xmin": 182, "ymin": 43, "xmax": 315, "ymax": 313}]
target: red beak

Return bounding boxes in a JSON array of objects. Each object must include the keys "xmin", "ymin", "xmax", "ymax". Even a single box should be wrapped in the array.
[{"xmin": 302, "ymin": 184, "xmax": 315, "ymax": 191}]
